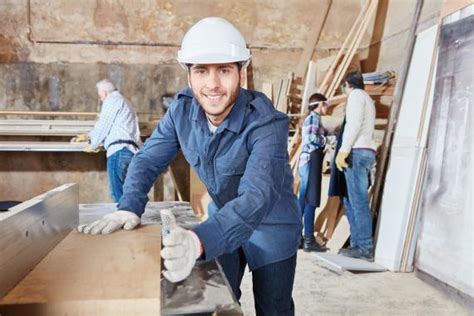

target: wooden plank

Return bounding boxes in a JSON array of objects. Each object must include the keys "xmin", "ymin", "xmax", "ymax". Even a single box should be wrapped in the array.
[
  {"xmin": 295, "ymin": 0, "xmax": 332, "ymax": 78},
  {"xmin": 314, "ymin": 196, "xmax": 343, "ymax": 243},
  {"xmin": 314, "ymin": 253, "xmax": 387, "ymax": 272},
  {"xmin": 0, "ymin": 119, "xmax": 156, "ymax": 137},
  {"xmin": 274, "ymin": 79, "xmax": 284, "ymax": 108},
  {"xmin": 0, "ymin": 111, "xmax": 98, "ymax": 117},
  {"xmin": 276, "ymin": 75, "xmax": 291, "ymax": 113},
  {"xmin": 370, "ymin": 0, "xmax": 424, "ymax": 220},
  {"xmin": 0, "ymin": 141, "xmax": 92, "ymax": 152},
  {"xmin": 327, "ymin": 0, "xmax": 378, "ymax": 97},
  {"xmin": 262, "ymin": 82, "xmax": 273, "ymax": 102},
  {"xmin": 0, "ymin": 184, "xmax": 78, "ymax": 299},
  {"xmin": 0, "ymin": 120, "xmax": 95, "ymax": 136},
  {"xmin": 440, "ymin": 0, "xmax": 473, "ymax": 18},
  {"xmin": 1, "ymin": 226, "xmax": 161, "ymax": 315},
  {"xmin": 318, "ymin": 0, "xmax": 370, "ymax": 95},
  {"xmin": 190, "ymin": 168, "xmax": 211, "ymax": 221},
  {"xmin": 168, "ymin": 168, "xmax": 183, "ymax": 202},
  {"xmin": 301, "ymin": 60, "xmax": 318, "ymax": 115}
]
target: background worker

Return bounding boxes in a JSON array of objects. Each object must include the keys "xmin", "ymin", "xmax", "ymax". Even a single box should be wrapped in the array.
[
  {"xmin": 73, "ymin": 79, "xmax": 141, "ymax": 203},
  {"xmin": 335, "ymin": 71, "xmax": 376, "ymax": 261},
  {"xmin": 298, "ymin": 93, "xmax": 329, "ymax": 252},
  {"xmin": 77, "ymin": 17, "xmax": 301, "ymax": 315}
]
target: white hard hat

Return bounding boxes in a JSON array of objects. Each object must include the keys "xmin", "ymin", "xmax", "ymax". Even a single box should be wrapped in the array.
[{"xmin": 177, "ymin": 17, "xmax": 251, "ymax": 66}]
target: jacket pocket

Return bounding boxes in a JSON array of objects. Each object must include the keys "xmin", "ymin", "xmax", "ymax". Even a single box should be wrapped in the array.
[{"xmin": 216, "ymin": 155, "xmax": 247, "ymax": 176}]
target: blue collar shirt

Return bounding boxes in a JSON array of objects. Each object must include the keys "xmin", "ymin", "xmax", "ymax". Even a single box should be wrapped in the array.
[{"xmin": 119, "ymin": 88, "xmax": 302, "ymax": 270}]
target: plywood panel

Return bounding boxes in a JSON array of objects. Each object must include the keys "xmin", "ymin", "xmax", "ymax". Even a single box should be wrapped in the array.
[
  {"xmin": 1, "ymin": 226, "xmax": 161, "ymax": 315},
  {"xmin": 375, "ymin": 25, "xmax": 438, "ymax": 271}
]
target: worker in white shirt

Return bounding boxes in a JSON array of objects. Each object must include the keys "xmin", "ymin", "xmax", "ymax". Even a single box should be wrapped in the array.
[
  {"xmin": 335, "ymin": 71, "xmax": 376, "ymax": 261},
  {"xmin": 73, "ymin": 79, "xmax": 141, "ymax": 202}
]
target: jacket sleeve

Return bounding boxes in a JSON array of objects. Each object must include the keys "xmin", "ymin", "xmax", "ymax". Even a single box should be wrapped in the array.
[
  {"xmin": 193, "ymin": 115, "xmax": 289, "ymax": 260},
  {"xmin": 340, "ymin": 90, "xmax": 364, "ymax": 152},
  {"xmin": 117, "ymin": 103, "xmax": 180, "ymax": 216}
]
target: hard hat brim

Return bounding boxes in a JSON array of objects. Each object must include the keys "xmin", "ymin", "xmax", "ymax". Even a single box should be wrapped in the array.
[{"xmin": 177, "ymin": 53, "xmax": 250, "ymax": 65}]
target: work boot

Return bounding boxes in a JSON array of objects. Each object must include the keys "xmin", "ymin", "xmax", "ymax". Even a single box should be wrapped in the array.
[
  {"xmin": 337, "ymin": 245, "xmax": 357, "ymax": 255},
  {"xmin": 303, "ymin": 236, "xmax": 328, "ymax": 252},
  {"xmin": 338, "ymin": 246, "xmax": 374, "ymax": 262}
]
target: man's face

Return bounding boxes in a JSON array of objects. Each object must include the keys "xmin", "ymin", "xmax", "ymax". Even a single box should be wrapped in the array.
[
  {"xmin": 97, "ymin": 89, "xmax": 107, "ymax": 102},
  {"xmin": 343, "ymin": 81, "xmax": 353, "ymax": 95},
  {"xmin": 188, "ymin": 63, "xmax": 242, "ymax": 125}
]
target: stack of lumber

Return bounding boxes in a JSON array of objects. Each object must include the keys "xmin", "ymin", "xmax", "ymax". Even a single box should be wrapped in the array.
[
  {"xmin": 318, "ymin": 0, "xmax": 379, "ymax": 98},
  {"xmin": 0, "ymin": 111, "xmax": 159, "ymax": 137},
  {"xmin": 365, "ymin": 78, "xmax": 396, "ymax": 119}
]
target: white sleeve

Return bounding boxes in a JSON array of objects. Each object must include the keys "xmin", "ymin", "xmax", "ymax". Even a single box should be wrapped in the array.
[{"xmin": 340, "ymin": 90, "xmax": 364, "ymax": 152}]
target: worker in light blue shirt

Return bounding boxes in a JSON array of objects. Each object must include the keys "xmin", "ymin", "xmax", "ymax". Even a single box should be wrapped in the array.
[
  {"xmin": 79, "ymin": 79, "xmax": 141, "ymax": 202},
  {"xmin": 78, "ymin": 18, "xmax": 301, "ymax": 315}
]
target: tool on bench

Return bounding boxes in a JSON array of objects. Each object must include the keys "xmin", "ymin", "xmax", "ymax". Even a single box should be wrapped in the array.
[{"xmin": 160, "ymin": 208, "xmax": 177, "ymax": 238}]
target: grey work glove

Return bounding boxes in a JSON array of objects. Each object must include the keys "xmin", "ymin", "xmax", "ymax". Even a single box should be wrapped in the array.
[
  {"xmin": 161, "ymin": 227, "xmax": 202, "ymax": 283},
  {"xmin": 77, "ymin": 210, "xmax": 141, "ymax": 235}
]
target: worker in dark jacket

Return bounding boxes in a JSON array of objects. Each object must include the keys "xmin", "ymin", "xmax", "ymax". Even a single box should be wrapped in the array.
[{"xmin": 78, "ymin": 17, "xmax": 302, "ymax": 316}]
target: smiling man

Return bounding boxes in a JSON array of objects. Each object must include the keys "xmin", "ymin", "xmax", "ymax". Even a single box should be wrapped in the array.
[{"xmin": 77, "ymin": 17, "xmax": 302, "ymax": 315}]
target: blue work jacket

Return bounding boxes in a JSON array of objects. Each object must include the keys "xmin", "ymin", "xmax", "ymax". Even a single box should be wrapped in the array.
[{"xmin": 119, "ymin": 87, "xmax": 302, "ymax": 270}]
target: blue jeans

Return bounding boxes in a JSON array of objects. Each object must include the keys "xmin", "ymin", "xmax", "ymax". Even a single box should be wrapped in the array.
[
  {"xmin": 107, "ymin": 147, "xmax": 134, "ymax": 203},
  {"xmin": 298, "ymin": 163, "xmax": 316, "ymax": 237},
  {"xmin": 218, "ymin": 249, "xmax": 296, "ymax": 316},
  {"xmin": 343, "ymin": 149, "xmax": 376, "ymax": 252}
]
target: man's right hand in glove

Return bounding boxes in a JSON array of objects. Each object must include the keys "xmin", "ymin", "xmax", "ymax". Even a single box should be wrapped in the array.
[
  {"xmin": 77, "ymin": 210, "xmax": 141, "ymax": 235},
  {"xmin": 161, "ymin": 227, "xmax": 202, "ymax": 283}
]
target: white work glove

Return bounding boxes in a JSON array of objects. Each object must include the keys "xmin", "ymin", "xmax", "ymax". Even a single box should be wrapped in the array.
[
  {"xmin": 161, "ymin": 227, "xmax": 202, "ymax": 283},
  {"xmin": 77, "ymin": 210, "xmax": 141, "ymax": 235},
  {"xmin": 70, "ymin": 134, "xmax": 89, "ymax": 143}
]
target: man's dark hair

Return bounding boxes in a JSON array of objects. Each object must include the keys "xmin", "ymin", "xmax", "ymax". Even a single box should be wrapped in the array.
[
  {"xmin": 344, "ymin": 71, "xmax": 365, "ymax": 90},
  {"xmin": 308, "ymin": 93, "xmax": 327, "ymax": 111}
]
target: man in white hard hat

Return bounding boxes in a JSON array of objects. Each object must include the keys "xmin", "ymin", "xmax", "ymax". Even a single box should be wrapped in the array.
[{"xmin": 78, "ymin": 17, "xmax": 301, "ymax": 315}]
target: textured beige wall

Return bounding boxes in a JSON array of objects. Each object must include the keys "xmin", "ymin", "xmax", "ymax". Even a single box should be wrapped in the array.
[
  {"xmin": 0, "ymin": 0, "xmax": 444, "ymax": 96},
  {"xmin": 0, "ymin": 0, "xmax": 443, "ymax": 203}
]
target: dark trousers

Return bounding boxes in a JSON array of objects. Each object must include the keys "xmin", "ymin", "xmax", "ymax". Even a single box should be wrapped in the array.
[{"xmin": 218, "ymin": 248, "xmax": 297, "ymax": 316}]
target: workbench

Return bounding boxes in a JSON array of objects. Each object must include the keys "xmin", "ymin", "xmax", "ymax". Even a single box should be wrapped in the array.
[
  {"xmin": 0, "ymin": 185, "xmax": 241, "ymax": 315},
  {"xmin": 80, "ymin": 202, "xmax": 242, "ymax": 315}
]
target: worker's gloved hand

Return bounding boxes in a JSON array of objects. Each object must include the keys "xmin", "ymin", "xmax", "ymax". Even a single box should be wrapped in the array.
[
  {"xmin": 161, "ymin": 227, "xmax": 202, "ymax": 283},
  {"xmin": 335, "ymin": 150, "xmax": 350, "ymax": 171},
  {"xmin": 83, "ymin": 145, "xmax": 100, "ymax": 153},
  {"xmin": 71, "ymin": 134, "xmax": 89, "ymax": 143},
  {"xmin": 77, "ymin": 210, "xmax": 141, "ymax": 235}
]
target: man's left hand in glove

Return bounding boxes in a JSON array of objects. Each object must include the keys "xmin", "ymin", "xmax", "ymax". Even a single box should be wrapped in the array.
[{"xmin": 335, "ymin": 150, "xmax": 350, "ymax": 171}]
